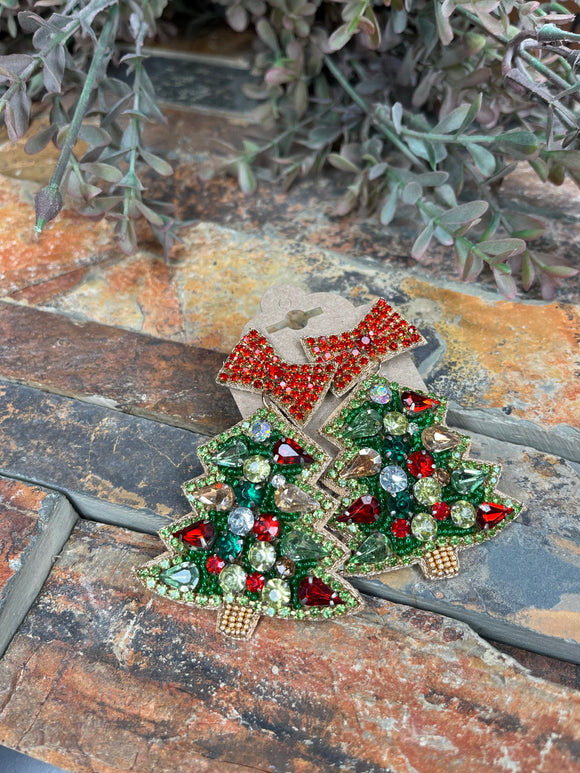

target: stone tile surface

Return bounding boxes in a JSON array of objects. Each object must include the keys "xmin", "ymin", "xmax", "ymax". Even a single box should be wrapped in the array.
[
  {"xmin": 0, "ymin": 476, "xmax": 78, "ymax": 658},
  {"xmin": 359, "ymin": 433, "xmax": 580, "ymax": 662},
  {"xmin": 15, "ymin": 219, "xmax": 579, "ymax": 458},
  {"xmin": 0, "ymin": 382, "xmax": 207, "ymax": 533},
  {"xmin": 0, "ymin": 175, "xmax": 115, "ymax": 296},
  {"xmin": 0, "ymin": 302, "xmax": 239, "ymax": 435},
  {"xmin": 0, "ymin": 519, "xmax": 578, "ymax": 773},
  {"xmin": 0, "ymin": 479, "xmax": 49, "ymax": 598}
]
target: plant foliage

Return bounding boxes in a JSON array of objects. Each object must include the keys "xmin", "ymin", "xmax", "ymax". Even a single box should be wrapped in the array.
[
  {"xmin": 213, "ymin": 0, "xmax": 580, "ymax": 298},
  {"xmin": 0, "ymin": 0, "xmax": 179, "ymax": 256}
]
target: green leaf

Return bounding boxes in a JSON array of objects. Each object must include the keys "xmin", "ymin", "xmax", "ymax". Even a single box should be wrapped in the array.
[
  {"xmin": 368, "ymin": 162, "xmax": 388, "ymax": 181},
  {"xmin": 415, "ymin": 171, "xmax": 448, "ymax": 187},
  {"xmin": 237, "ymin": 161, "xmax": 256, "ymax": 195},
  {"xmin": 493, "ymin": 131, "xmax": 539, "ymax": 159},
  {"xmin": 24, "ymin": 124, "xmax": 57, "ymax": 155},
  {"xmin": 433, "ymin": 104, "xmax": 472, "ymax": 135},
  {"xmin": 492, "ymin": 267, "xmax": 517, "ymax": 299},
  {"xmin": 411, "ymin": 221, "xmax": 434, "ymax": 260},
  {"xmin": 380, "ymin": 186, "xmax": 399, "ymax": 225},
  {"xmin": 541, "ymin": 263, "xmax": 578, "ymax": 278},
  {"xmin": 456, "ymin": 94, "xmax": 482, "ymax": 134},
  {"xmin": 328, "ymin": 23, "xmax": 353, "ymax": 51},
  {"xmin": 544, "ymin": 150, "xmax": 580, "ymax": 175},
  {"xmin": 434, "ymin": 0, "xmax": 454, "ymax": 45},
  {"xmin": 438, "ymin": 201, "xmax": 488, "ymax": 226},
  {"xmin": 477, "ymin": 238, "xmax": 526, "ymax": 258},
  {"xmin": 521, "ymin": 251, "xmax": 535, "ymax": 291},
  {"xmin": 134, "ymin": 200, "xmax": 164, "ymax": 228},
  {"xmin": 402, "ymin": 180, "xmax": 422, "ymax": 205},
  {"xmin": 392, "ymin": 103, "xmax": 403, "ymax": 134},
  {"xmin": 466, "ymin": 143, "xmax": 496, "ymax": 177},
  {"xmin": 81, "ymin": 162, "xmax": 123, "ymax": 183},
  {"xmin": 140, "ymin": 150, "xmax": 173, "ymax": 177},
  {"xmin": 256, "ymin": 18, "xmax": 278, "ymax": 51},
  {"xmin": 328, "ymin": 153, "xmax": 361, "ymax": 174},
  {"xmin": 78, "ymin": 125, "xmax": 111, "ymax": 148}
]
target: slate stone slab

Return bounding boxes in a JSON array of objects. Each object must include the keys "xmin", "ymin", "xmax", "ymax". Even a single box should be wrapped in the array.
[
  {"xmin": 356, "ymin": 433, "xmax": 580, "ymax": 664},
  {"xmin": 0, "ymin": 381, "xmax": 205, "ymax": 533},
  {"xmin": 32, "ymin": 222, "xmax": 580, "ymax": 461},
  {"xmin": 0, "ymin": 519, "xmax": 578, "ymax": 773},
  {"xmin": 0, "ymin": 476, "xmax": 77, "ymax": 658},
  {"xmin": 0, "ymin": 301, "xmax": 240, "ymax": 436}
]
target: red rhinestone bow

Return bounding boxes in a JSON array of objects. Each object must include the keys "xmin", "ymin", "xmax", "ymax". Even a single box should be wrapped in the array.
[
  {"xmin": 301, "ymin": 298, "xmax": 425, "ymax": 396},
  {"xmin": 217, "ymin": 330, "xmax": 336, "ymax": 425}
]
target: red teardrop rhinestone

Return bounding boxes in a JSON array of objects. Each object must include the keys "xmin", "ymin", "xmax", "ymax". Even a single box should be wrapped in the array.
[
  {"xmin": 252, "ymin": 514, "xmax": 280, "ymax": 541},
  {"xmin": 432, "ymin": 502, "xmax": 451, "ymax": 521},
  {"xmin": 401, "ymin": 391, "xmax": 440, "ymax": 414},
  {"xmin": 407, "ymin": 450, "xmax": 435, "ymax": 477},
  {"xmin": 391, "ymin": 518, "xmax": 411, "ymax": 538},
  {"xmin": 476, "ymin": 502, "xmax": 514, "ymax": 530},
  {"xmin": 298, "ymin": 576, "xmax": 345, "ymax": 607},
  {"xmin": 206, "ymin": 554, "xmax": 225, "ymax": 574},
  {"xmin": 337, "ymin": 495, "xmax": 381, "ymax": 524},
  {"xmin": 272, "ymin": 437, "xmax": 315, "ymax": 466},
  {"xmin": 246, "ymin": 572, "xmax": 265, "ymax": 593},
  {"xmin": 175, "ymin": 520, "xmax": 215, "ymax": 549}
]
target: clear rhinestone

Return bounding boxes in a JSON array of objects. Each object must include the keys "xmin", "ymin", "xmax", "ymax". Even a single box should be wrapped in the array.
[
  {"xmin": 270, "ymin": 474, "xmax": 287, "ymax": 489},
  {"xmin": 379, "ymin": 465, "xmax": 408, "ymax": 494},
  {"xmin": 227, "ymin": 506, "xmax": 255, "ymax": 536}
]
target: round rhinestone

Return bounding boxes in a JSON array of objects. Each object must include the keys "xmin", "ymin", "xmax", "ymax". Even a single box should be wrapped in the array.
[
  {"xmin": 219, "ymin": 564, "xmax": 247, "ymax": 594},
  {"xmin": 379, "ymin": 465, "xmax": 408, "ymax": 494},
  {"xmin": 270, "ymin": 474, "xmax": 287, "ymax": 489},
  {"xmin": 243, "ymin": 455, "xmax": 271, "ymax": 483},
  {"xmin": 248, "ymin": 541, "xmax": 277, "ymax": 571},
  {"xmin": 391, "ymin": 518, "xmax": 411, "ymax": 538},
  {"xmin": 369, "ymin": 384, "xmax": 393, "ymax": 404},
  {"xmin": 413, "ymin": 477, "xmax": 442, "ymax": 506},
  {"xmin": 383, "ymin": 412, "xmax": 409, "ymax": 436},
  {"xmin": 432, "ymin": 501, "xmax": 451, "ymax": 521},
  {"xmin": 227, "ymin": 507, "xmax": 255, "ymax": 536},
  {"xmin": 250, "ymin": 419, "xmax": 271, "ymax": 442},
  {"xmin": 262, "ymin": 579, "xmax": 291, "ymax": 609},
  {"xmin": 411, "ymin": 512, "xmax": 438, "ymax": 542},
  {"xmin": 451, "ymin": 500, "xmax": 476, "ymax": 528}
]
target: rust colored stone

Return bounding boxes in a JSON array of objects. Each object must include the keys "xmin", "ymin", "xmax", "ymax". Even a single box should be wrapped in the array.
[
  {"xmin": 0, "ymin": 478, "xmax": 48, "ymax": 593},
  {"xmin": 0, "ymin": 175, "xmax": 115, "ymax": 296},
  {"xmin": 0, "ymin": 520, "xmax": 578, "ymax": 773},
  {"xmin": 401, "ymin": 278, "xmax": 580, "ymax": 431},
  {"xmin": 0, "ymin": 301, "xmax": 239, "ymax": 435},
  {"xmin": 43, "ymin": 253, "xmax": 185, "ymax": 340}
]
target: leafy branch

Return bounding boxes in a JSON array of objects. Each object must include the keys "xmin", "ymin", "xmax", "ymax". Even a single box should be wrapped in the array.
[
  {"xmin": 217, "ymin": 0, "xmax": 580, "ymax": 298},
  {"xmin": 0, "ymin": 0, "xmax": 181, "ymax": 257}
]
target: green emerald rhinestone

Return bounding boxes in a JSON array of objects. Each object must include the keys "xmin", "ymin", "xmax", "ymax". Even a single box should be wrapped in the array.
[
  {"xmin": 279, "ymin": 530, "xmax": 329, "ymax": 561},
  {"xmin": 451, "ymin": 467, "xmax": 488, "ymax": 494}
]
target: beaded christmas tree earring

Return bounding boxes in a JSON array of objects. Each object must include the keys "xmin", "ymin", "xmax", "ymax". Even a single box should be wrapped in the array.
[
  {"xmin": 135, "ymin": 332, "xmax": 364, "ymax": 640},
  {"xmin": 318, "ymin": 373, "xmax": 524, "ymax": 579}
]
